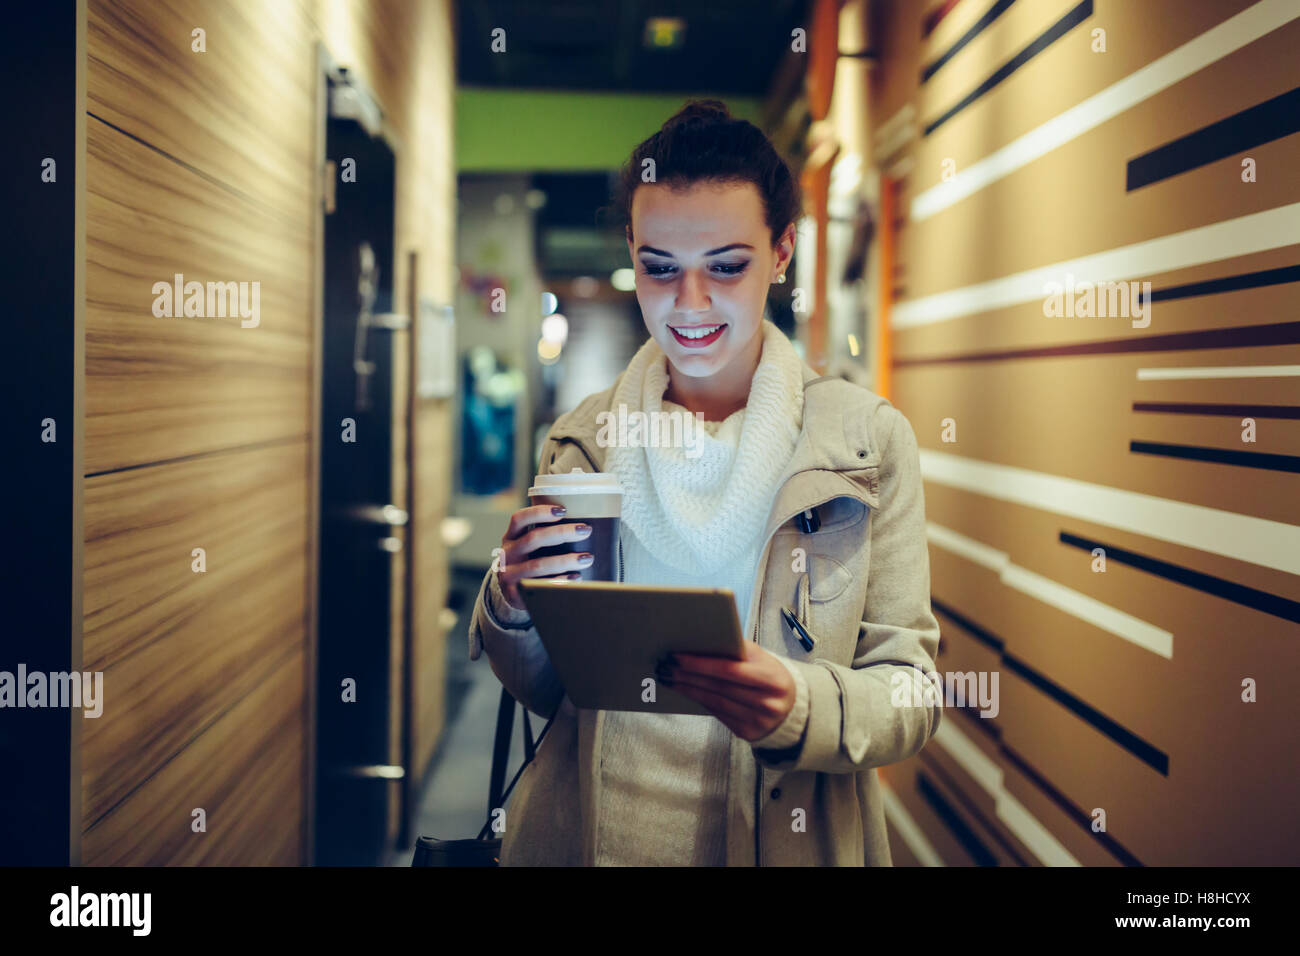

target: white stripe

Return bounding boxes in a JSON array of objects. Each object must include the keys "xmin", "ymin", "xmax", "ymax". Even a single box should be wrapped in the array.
[
  {"xmin": 1137, "ymin": 364, "xmax": 1300, "ymax": 380},
  {"xmin": 893, "ymin": 202, "xmax": 1300, "ymax": 328},
  {"xmin": 920, "ymin": 449, "xmax": 1300, "ymax": 576},
  {"xmin": 933, "ymin": 719, "xmax": 1081, "ymax": 866},
  {"xmin": 910, "ymin": 0, "xmax": 1300, "ymax": 222},
  {"xmin": 1001, "ymin": 564, "xmax": 1173, "ymax": 659},
  {"xmin": 927, "ymin": 523, "xmax": 1174, "ymax": 658},
  {"xmin": 880, "ymin": 783, "xmax": 946, "ymax": 866},
  {"xmin": 927, "ymin": 521, "xmax": 1006, "ymax": 571}
]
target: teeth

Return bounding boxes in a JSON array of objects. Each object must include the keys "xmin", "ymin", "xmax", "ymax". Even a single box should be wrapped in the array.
[{"xmin": 672, "ymin": 324, "xmax": 723, "ymax": 339}]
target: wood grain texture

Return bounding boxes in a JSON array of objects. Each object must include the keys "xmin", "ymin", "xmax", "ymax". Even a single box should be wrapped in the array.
[
  {"xmin": 82, "ymin": 441, "xmax": 308, "ymax": 830},
  {"xmin": 82, "ymin": 649, "xmax": 304, "ymax": 865},
  {"xmin": 86, "ymin": 119, "xmax": 312, "ymax": 474},
  {"xmin": 82, "ymin": 0, "xmax": 457, "ymax": 865},
  {"xmin": 88, "ymin": 0, "xmax": 316, "ymax": 221}
]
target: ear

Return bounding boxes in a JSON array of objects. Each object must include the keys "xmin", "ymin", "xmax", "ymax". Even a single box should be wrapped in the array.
[{"xmin": 775, "ymin": 221, "xmax": 796, "ymax": 271}]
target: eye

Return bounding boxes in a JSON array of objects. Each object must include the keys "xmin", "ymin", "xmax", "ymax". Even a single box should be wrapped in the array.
[
  {"xmin": 643, "ymin": 263, "xmax": 677, "ymax": 277},
  {"xmin": 712, "ymin": 260, "xmax": 749, "ymax": 276}
]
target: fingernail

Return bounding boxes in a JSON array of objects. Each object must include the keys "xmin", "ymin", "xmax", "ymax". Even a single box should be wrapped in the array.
[
  {"xmin": 578, "ymin": 553, "xmax": 594, "ymax": 565},
  {"xmin": 551, "ymin": 506, "xmax": 567, "ymax": 517},
  {"xmin": 575, "ymin": 523, "xmax": 592, "ymax": 535},
  {"xmin": 567, "ymin": 572, "xmax": 582, "ymax": 580}
]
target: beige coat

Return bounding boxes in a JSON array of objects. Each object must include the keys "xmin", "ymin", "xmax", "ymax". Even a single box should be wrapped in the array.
[{"xmin": 469, "ymin": 362, "xmax": 942, "ymax": 865}]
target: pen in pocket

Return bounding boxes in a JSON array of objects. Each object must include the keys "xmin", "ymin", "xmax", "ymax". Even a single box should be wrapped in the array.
[{"xmin": 780, "ymin": 606, "xmax": 816, "ymax": 652}]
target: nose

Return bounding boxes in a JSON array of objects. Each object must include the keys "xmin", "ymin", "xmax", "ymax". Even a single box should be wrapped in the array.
[{"xmin": 674, "ymin": 268, "xmax": 710, "ymax": 314}]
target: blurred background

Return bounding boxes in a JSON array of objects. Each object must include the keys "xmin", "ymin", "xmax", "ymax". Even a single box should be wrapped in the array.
[{"xmin": 5, "ymin": 0, "xmax": 1298, "ymax": 867}]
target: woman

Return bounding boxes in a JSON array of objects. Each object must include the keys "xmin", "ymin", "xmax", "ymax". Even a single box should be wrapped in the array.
[{"xmin": 468, "ymin": 100, "xmax": 941, "ymax": 866}]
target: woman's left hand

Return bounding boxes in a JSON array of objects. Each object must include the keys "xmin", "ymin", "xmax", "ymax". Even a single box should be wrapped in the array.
[{"xmin": 658, "ymin": 643, "xmax": 796, "ymax": 741}]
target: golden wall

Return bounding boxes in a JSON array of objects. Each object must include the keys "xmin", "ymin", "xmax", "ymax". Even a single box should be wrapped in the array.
[{"xmin": 870, "ymin": 0, "xmax": 1300, "ymax": 865}]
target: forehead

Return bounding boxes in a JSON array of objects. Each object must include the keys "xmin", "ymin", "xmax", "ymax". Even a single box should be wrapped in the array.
[{"xmin": 631, "ymin": 180, "xmax": 766, "ymax": 249}]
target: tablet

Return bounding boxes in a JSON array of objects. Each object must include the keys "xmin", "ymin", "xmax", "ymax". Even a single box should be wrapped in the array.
[{"xmin": 517, "ymin": 579, "xmax": 746, "ymax": 715}]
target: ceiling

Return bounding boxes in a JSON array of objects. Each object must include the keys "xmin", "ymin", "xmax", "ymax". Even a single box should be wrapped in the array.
[{"xmin": 457, "ymin": 0, "xmax": 811, "ymax": 95}]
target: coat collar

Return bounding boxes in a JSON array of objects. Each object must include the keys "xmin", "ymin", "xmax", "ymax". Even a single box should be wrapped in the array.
[{"xmin": 545, "ymin": 361, "xmax": 889, "ymax": 531}]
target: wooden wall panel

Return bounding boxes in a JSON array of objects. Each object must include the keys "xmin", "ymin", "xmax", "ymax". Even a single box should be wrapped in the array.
[
  {"xmin": 82, "ymin": 442, "xmax": 308, "ymax": 828},
  {"xmin": 868, "ymin": 0, "xmax": 1300, "ymax": 866},
  {"xmin": 85, "ymin": 120, "xmax": 312, "ymax": 474},
  {"xmin": 82, "ymin": 650, "xmax": 304, "ymax": 866},
  {"xmin": 87, "ymin": 0, "xmax": 316, "ymax": 220},
  {"xmin": 82, "ymin": 0, "xmax": 457, "ymax": 864}
]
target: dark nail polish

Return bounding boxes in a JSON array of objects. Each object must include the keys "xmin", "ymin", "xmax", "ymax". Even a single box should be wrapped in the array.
[
  {"xmin": 575, "ymin": 523, "xmax": 592, "ymax": 535},
  {"xmin": 578, "ymin": 553, "xmax": 594, "ymax": 565},
  {"xmin": 551, "ymin": 506, "xmax": 567, "ymax": 517}
]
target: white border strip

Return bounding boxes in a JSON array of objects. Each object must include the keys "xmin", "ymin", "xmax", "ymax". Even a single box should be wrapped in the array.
[
  {"xmin": 920, "ymin": 448, "xmax": 1300, "ymax": 576},
  {"xmin": 1137, "ymin": 364, "xmax": 1300, "ymax": 380},
  {"xmin": 933, "ymin": 719, "xmax": 1082, "ymax": 866},
  {"xmin": 928, "ymin": 523, "xmax": 1174, "ymax": 658},
  {"xmin": 909, "ymin": 0, "xmax": 1300, "ymax": 222},
  {"xmin": 880, "ymin": 782, "xmax": 946, "ymax": 866},
  {"xmin": 893, "ymin": 202, "xmax": 1300, "ymax": 328}
]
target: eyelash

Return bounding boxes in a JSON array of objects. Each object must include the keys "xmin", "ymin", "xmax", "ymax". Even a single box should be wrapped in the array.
[{"xmin": 642, "ymin": 261, "xmax": 749, "ymax": 278}]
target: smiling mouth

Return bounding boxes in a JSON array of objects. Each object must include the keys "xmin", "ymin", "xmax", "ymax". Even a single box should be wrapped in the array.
[{"xmin": 668, "ymin": 323, "xmax": 727, "ymax": 348}]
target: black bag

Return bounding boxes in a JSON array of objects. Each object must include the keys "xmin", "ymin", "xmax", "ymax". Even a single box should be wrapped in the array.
[{"xmin": 411, "ymin": 686, "xmax": 555, "ymax": 866}]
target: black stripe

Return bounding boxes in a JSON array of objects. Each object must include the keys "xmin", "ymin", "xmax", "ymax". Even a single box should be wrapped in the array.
[
  {"xmin": 1059, "ymin": 531, "xmax": 1300, "ymax": 625},
  {"xmin": 921, "ymin": 0, "xmax": 1018, "ymax": 83},
  {"xmin": 932, "ymin": 597, "xmax": 1169, "ymax": 775},
  {"xmin": 923, "ymin": 0, "xmax": 1092, "ymax": 136},
  {"xmin": 1148, "ymin": 264, "xmax": 1300, "ymax": 303},
  {"xmin": 1130, "ymin": 440, "xmax": 1300, "ymax": 474},
  {"xmin": 1133, "ymin": 402, "xmax": 1300, "ymax": 420},
  {"xmin": 893, "ymin": 319, "xmax": 1300, "ymax": 368},
  {"xmin": 931, "ymin": 597, "xmax": 1005, "ymax": 652},
  {"xmin": 1002, "ymin": 654, "xmax": 1170, "ymax": 775},
  {"xmin": 916, "ymin": 772, "xmax": 1000, "ymax": 865},
  {"xmin": 1127, "ymin": 87, "xmax": 1300, "ymax": 191},
  {"xmin": 998, "ymin": 744, "xmax": 1145, "ymax": 866}
]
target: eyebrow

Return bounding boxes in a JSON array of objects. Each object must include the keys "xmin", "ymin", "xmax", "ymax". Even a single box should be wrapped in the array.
[{"xmin": 636, "ymin": 243, "xmax": 754, "ymax": 257}]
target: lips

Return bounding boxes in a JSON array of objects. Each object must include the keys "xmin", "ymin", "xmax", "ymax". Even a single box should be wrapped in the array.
[{"xmin": 668, "ymin": 323, "xmax": 727, "ymax": 348}]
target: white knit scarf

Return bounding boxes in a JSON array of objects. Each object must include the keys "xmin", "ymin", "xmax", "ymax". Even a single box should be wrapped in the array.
[{"xmin": 604, "ymin": 320, "xmax": 805, "ymax": 576}]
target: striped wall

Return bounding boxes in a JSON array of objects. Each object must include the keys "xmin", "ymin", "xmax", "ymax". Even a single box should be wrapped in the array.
[
  {"xmin": 870, "ymin": 0, "xmax": 1299, "ymax": 865},
  {"xmin": 80, "ymin": 0, "xmax": 456, "ymax": 864}
]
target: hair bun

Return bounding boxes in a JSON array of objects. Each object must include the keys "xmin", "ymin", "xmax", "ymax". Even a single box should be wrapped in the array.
[{"xmin": 665, "ymin": 99, "xmax": 732, "ymax": 126}]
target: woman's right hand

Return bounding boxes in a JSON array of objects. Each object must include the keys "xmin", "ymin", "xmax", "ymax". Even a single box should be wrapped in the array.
[{"xmin": 496, "ymin": 504, "xmax": 594, "ymax": 612}]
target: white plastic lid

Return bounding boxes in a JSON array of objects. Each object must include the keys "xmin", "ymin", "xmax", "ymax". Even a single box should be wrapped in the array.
[{"xmin": 528, "ymin": 469, "xmax": 623, "ymax": 497}]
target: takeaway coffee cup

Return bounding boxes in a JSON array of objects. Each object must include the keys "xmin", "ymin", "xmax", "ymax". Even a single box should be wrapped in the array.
[{"xmin": 527, "ymin": 469, "xmax": 623, "ymax": 582}]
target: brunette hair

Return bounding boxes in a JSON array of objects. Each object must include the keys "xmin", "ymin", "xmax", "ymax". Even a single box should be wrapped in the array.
[{"xmin": 608, "ymin": 99, "xmax": 803, "ymax": 248}]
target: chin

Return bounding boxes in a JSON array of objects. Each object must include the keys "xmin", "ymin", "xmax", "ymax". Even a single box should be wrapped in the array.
[{"xmin": 668, "ymin": 353, "xmax": 726, "ymax": 377}]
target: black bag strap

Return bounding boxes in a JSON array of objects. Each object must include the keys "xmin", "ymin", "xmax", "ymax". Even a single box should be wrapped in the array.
[
  {"xmin": 476, "ymin": 687, "xmax": 556, "ymax": 842},
  {"xmin": 487, "ymin": 686, "xmax": 516, "ymax": 816}
]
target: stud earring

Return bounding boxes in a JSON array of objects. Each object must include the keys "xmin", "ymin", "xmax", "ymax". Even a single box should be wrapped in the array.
[{"xmin": 776, "ymin": 273, "xmax": 787, "ymax": 284}]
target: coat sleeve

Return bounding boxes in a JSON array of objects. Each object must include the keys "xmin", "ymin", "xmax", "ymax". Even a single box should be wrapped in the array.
[
  {"xmin": 755, "ymin": 404, "xmax": 943, "ymax": 774},
  {"xmin": 467, "ymin": 435, "xmax": 567, "ymax": 719}
]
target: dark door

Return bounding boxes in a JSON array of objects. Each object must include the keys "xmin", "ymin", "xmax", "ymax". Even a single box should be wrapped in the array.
[{"xmin": 314, "ymin": 99, "xmax": 402, "ymax": 866}]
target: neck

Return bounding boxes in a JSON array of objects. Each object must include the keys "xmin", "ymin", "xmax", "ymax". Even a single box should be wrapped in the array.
[{"xmin": 664, "ymin": 328, "xmax": 764, "ymax": 421}]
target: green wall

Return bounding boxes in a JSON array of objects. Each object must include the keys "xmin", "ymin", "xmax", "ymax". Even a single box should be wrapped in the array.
[{"xmin": 456, "ymin": 88, "xmax": 763, "ymax": 171}]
